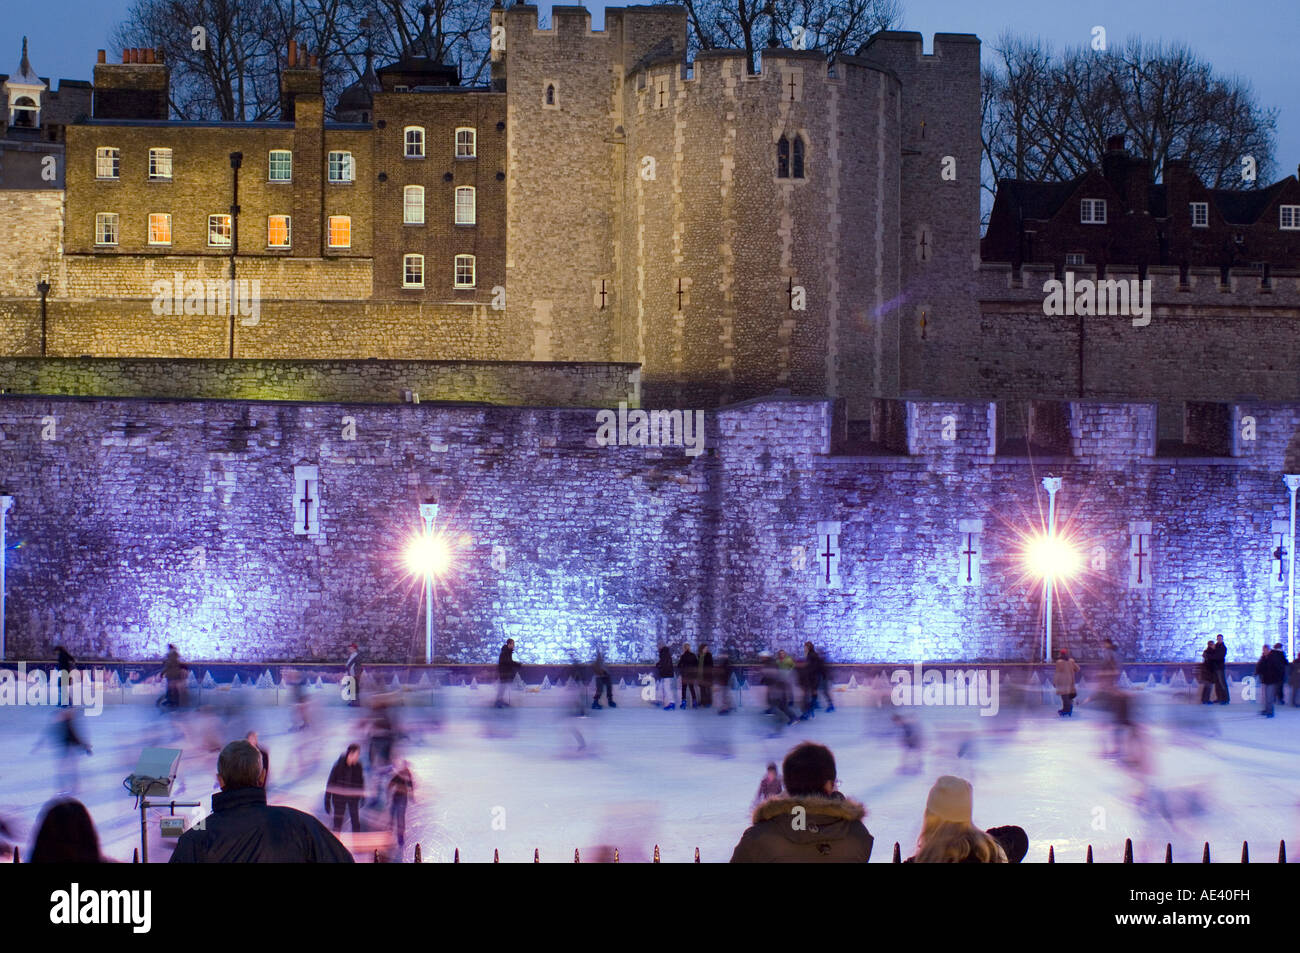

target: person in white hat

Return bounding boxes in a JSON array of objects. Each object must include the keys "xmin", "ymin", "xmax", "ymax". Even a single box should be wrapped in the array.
[{"xmin": 907, "ymin": 776, "xmax": 1009, "ymax": 863}]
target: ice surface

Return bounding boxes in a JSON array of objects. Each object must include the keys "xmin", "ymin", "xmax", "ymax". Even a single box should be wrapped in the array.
[{"xmin": 0, "ymin": 682, "xmax": 1295, "ymax": 863}]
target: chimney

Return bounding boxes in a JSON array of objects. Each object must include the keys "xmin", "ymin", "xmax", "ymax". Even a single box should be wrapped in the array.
[
  {"xmin": 1102, "ymin": 133, "xmax": 1128, "ymax": 196},
  {"xmin": 288, "ymin": 39, "xmax": 298, "ymax": 67},
  {"xmin": 97, "ymin": 49, "xmax": 106, "ymax": 64},
  {"xmin": 94, "ymin": 46, "xmax": 171, "ymax": 119},
  {"xmin": 280, "ymin": 42, "xmax": 322, "ymax": 122}
]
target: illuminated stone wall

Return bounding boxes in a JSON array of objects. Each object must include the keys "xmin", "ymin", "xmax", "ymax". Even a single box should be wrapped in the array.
[{"xmin": 0, "ymin": 394, "xmax": 1295, "ymax": 665}]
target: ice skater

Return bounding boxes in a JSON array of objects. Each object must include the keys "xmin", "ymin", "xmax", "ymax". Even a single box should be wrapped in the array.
[
  {"xmin": 698, "ymin": 644, "xmax": 714, "ymax": 708},
  {"xmin": 752, "ymin": 762, "xmax": 783, "ymax": 807},
  {"xmin": 31, "ymin": 709, "xmax": 93, "ymax": 795},
  {"xmin": 891, "ymin": 712, "xmax": 922, "ymax": 775},
  {"xmin": 53, "ymin": 645, "xmax": 75, "ymax": 707},
  {"xmin": 157, "ymin": 644, "xmax": 189, "ymax": 710},
  {"xmin": 591, "ymin": 645, "xmax": 615, "ymax": 709},
  {"xmin": 1054, "ymin": 650, "xmax": 1079, "ymax": 717},
  {"xmin": 655, "ymin": 644, "xmax": 676, "ymax": 710},
  {"xmin": 1199, "ymin": 641, "xmax": 1217, "ymax": 704},
  {"xmin": 799, "ymin": 641, "xmax": 834, "ymax": 718},
  {"xmin": 387, "ymin": 761, "xmax": 415, "ymax": 853},
  {"xmin": 1257, "ymin": 642, "xmax": 1286, "ymax": 717},
  {"xmin": 759, "ymin": 652, "xmax": 798, "ymax": 732},
  {"xmin": 715, "ymin": 647, "xmax": 735, "ymax": 714},
  {"xmin": 495, "ymin": 638, "xmax": 521, "ymax": 708},
  {"xmin": 1211, "ymin": 634, "xmax": 1229, "ymax": 704},
  {"xmin": 678, "ymin": 642, "xmax": 699, "ymax": 709},
  {"xmin": 325, "ymin": 744, "xmax": 365, "ymax": 834}
]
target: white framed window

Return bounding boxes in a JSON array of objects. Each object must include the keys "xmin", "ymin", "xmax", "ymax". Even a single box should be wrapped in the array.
[
  {"xmin": 208, "ymin": 214, "xmax": 232, "ymax": 247},
  {"xmin": 1064, "ymin": 252, "xmax": 1086, "ymax": 266},
  {"xmin": 327, "ymin": 151, "xmax": 354, "ymax": 183},
  {"xmin": 94, "ymin": 212, "xmax": 119, "ymax": 245},
  {"xmin": 1281, "ymin": 206, "xmax": 1300, "ymax": 230},
  {"xmin": 403, "ymin": 185, "xmax": 425, "ymax": 224},
  {"xmin": 454, "ymin": 254, "xmax": 476, "ymax": 288},
  {"xmin": 268, "ymin": 150, "xmax": 292, "ymax": 181},
  {"xmin": 328, "ymin": 215, "xmax": 351, "ymax": 248},
  {"xmin": 1190, "ymin": 201, "xmax": 1209, "ymax": 228},
  {"xmin": 148, "ymin": 148, "xmax": 173, "ymax": 180},
  {"xmin": 1080, "ymin": 198, "xmax": 1107, "ymax": 224},
  {"xmin": 455, "ymin": 127, "xmax": 477, "ymax": 158},
  {"xmin": 404, "ymin": 126, "xmax": 425, "ymax": 158},
  {"xmin": 403, "ymin": 254, "xmax": 425, "ymax": 288},
  {"xmin": 454, "ymin": 186, "xmax": 476, "ymax": 225},
  {"xmin": 267, "ymin": 215, "xmax": 291, "ymax": 248},
  {"xmin": 95, "ymin": 147, "xmax": 119, "ymax": 179},
  {"xmin": 148, "ymin": 212, "xmax": 172, "ymax": 245}
]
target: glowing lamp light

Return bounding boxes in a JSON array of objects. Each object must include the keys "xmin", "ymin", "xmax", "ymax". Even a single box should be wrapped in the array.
[
  {"xmin": 1026, "ymin": 534, "xmax": 1081, "ymax": 579},
  {"xmin": 404, "ymin": 534, "xmax": 451, "ymax": 577}
]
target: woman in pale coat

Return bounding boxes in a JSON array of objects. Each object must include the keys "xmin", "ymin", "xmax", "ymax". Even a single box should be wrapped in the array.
[{"xmin": 1054, "ymin": 650, "xmax": 1080, "ymax": 717}]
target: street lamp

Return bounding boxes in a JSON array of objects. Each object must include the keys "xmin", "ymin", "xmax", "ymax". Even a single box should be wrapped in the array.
[
  {"xmin": 36, "ymin": 276, "xmax": 50, "ymax": 356},
  {"xmin": 1285, "ymin": 475, "xmax": 1300, "ymax": 657},
  {"xmin": 407, "ymin": 500, "xmax": 446, "ymax": 665},
  {"xmin": 228, "ymin": 151, "xmax": 242, "ymax": 359},
  {"xmin": 1035, "ymin": 476, "xmax": 1069, "ymax": 662},
  {"xmin": 0, "ymin": 495, "xmax": 12, "ymax": 660}
]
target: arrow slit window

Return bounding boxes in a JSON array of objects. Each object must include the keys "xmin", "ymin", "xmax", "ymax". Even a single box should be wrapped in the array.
[
  {"xmin": 1128, "ymin": 520, "xmax": 1152, "ymax": 589},
  {"xmin": 294, "ymin": 465, "xmax": 321, "ymax": 537}
]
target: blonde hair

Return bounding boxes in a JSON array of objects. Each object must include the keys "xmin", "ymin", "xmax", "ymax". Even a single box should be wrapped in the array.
[{"xmin": 913, "ymin": 813, "xmax": 1008, "ymax": 864}]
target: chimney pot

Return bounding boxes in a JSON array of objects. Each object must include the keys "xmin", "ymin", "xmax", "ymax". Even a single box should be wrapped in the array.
[
  {"xmin": 309, "ymin": 53, "xmax": 318, "ymax": 67},
  {"xmin": 288, "ymin": 39, "xmax": 297, "ymax": 67},
  {"xmin": 97, "ymin": 49, "xmax": 106, "ymax": 64},
  {"xmin": 145, "ymin": 48, "xmax": 155, "ymax": 64}
]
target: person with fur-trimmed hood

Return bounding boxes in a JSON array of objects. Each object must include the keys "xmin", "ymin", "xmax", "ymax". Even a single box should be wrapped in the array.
[{"xmin": 729, "ymin": 742, "xmax": 873, "ymax": 863}]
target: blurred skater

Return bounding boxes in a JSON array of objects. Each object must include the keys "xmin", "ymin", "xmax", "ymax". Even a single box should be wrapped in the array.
[
  {"xmin": 698, "ymin": 644, "xmax": 714, "ymax": 708},
  {"xmin": 1199, "ymin": 641, "xmax": 1217, "ymax": 704},
  {"xmin": 33, "ymin": 708, "xmax": 93, "ymax": 795},
  {"xmin": 678, "ymin": 642, "xmax": 699, "ymax": 709},
  {"xmin": 1054, "ymin": 650, "xmax": 1079, "ymax": 717},
  {"xmin": 387, "ymin": 761, "xmax": 415, "ymax": 852},
  {"xmin": 245, "ymin": 730, "xmax": 270, "ymax": 787},
  {"xmin": 760, "ymin": 653, "xmax": 798, "ymax": 731},
  {"xmin": 716, "ymin": 647, "xmax": 735, "ymax": 714},
  {"xmin": 158, "ymin": 644, "xmax": 189, "ymax": 710},
  {"xmin": 1258, "ymin": 643, "xmax": 1286, "ymax": 717},
  {"xmin": 367, "ymin": 711, "xmax": 396, "ymax": 801},
  {"xmin": 891, "ymin": 712, "xmax": 922, "ymax": 775},
  {"xmin": 53, "ymin": 645, "xmax": 75, "ymax": 707},
  {"xmin": 1211, "ymin": 634, "xmax": 1229, "ymax": 704},
  {"xmin": 753, "ymin": 762, "xmax": 783, "ymax": 807},
  {"xmin": 325, "ymin": 744, "xmax": 365, "ymax": 833},
  {"xmin": 495, "ymin": 639, "xmax": 521, "ymax": 708},
  {"xmin": 800, "ymin": 642, "xmax": 834, "ymax": 718},
  {"xmin": 591, "ymin": 645, "xmax": 615, "ymax": 710}
]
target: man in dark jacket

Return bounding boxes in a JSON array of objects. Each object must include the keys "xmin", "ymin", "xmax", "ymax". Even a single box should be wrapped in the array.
[
  {"xmin": 730, "ymin": 742, "xmax": 873, "ymax": 863},
  {"xmin": 655, "ymin": 645, "xmax": 676, "ymax": 710},
  {"xmin": 170, "ymin": 740, "xmax": 352, "ymax": 863},
  {"xmin": 591, "ymin": 646, "xmax": 615, "ymax": 709},
  {"xmin": 698, "ymin": 644, "xmax": 714, "ymax": 708},
  {"xmin": 800, "ymin": 642, "xmax": 834, "ymax": 718},
  {"xmin": 1199, "ymin": 641, "xmax": 1217, "ymax": 704},
  {"xmin": 1211, "ymin": 634, "xmax": 1229, "ymax": 704},
  {"xmin": 1257, "ymin": 643, "xmax": 1286, "ymax": 717},
  {"xmin": 1273, "ymin": 643, "xmax": 1289, "ymax": 706},
  {"xmin": 678, "ymin": 643, "xmax": 699, "ymax": 709},
  {"xmin": 496, "ymin": 639, "xmax": 521, "ymax": 707},
  {"xmin": 325, "ymin": 744, "xmax": 365, "ymax": 832}
]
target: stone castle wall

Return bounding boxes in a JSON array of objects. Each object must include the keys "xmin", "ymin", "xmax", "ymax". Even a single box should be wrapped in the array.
[{"xmin": 1, "ymin": 393, "xmax": 1295, "ymax": 664}]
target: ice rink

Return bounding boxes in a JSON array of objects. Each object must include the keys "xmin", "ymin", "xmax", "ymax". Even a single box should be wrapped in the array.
[{"xmin": 1, "ymin": 678, "xmax": 1295, "ymax": 862}]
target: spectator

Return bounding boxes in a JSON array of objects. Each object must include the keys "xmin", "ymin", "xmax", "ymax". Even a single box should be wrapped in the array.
[
  {"xmin": 1273, "ymin": 643, "xmax": 1289, "ymax": 706},
  {"xmin": 30, "ymin": 798, "xmax": 109, "ymax": 863},
  {"xmin": 906, "ymin": 776, "xmax": 1008, "ymax": 864},
  {"xmin": 1290, "ymin": 656, "xmax": 1300, "ymax": 709},
  {"xmin": 171, "ymin": 741, "xmax": 352, "ymax": 862},
  {"xmin": 1257, "ymin": 643, "xmax": 1286, "ymax": 718},
  {"xmin": 729, "ymin": 742, "xmax": 873, "ymax": 863},
  {"xmin": 325, "ymin": 744, "xmax": 366, "ymax": 834}
]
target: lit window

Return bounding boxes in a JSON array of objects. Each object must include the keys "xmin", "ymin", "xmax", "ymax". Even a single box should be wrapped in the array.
[
  {"xmin": 404, "ymin": 185, "xmax": 425, "ymax": 224},
  {"xmin": 403, "ymin": 254, "xmax": 425, "ymax": 288},
  {"xmin": 1190, "ymin": 202, "xmax": 1209, "ymax": 227},
  {"xmin": 404, "ymin": 127, "xmax": 425, "ymax": 158},
  {"xmin": 455, "ymin": 186, "xmax": 476, "ymax": 225},
  {"xmin": 328, "ymin": 151, "xmax": 354, "ymax": 182},
  {"xmin": 328, "ymin": 216, "xmax": 351, "ymax": 248},
  {"xmin": 269, "ymin": 150, "xmax": 292, "ymax": 181},
  {"xmin": 1281, "ymin": 206, "xmax": 1300, "ymax": 230},
  {"xmin": 95, "ymin": 212, "xmax": 119, "ymax": 245},
  {"xmin": 777, "ymin": 137, "xmax": 789, "ymax": 178},
  {"xmin": 267, "ymin": 215, "xmax": 291, "ymax": 248},
  {"xmin": 792, "ymin": 135, "xmax": 805, "ymax": 179},
  {"xmin": 208, "ymin": 214, "xmax": 232, "ymax": 247},
  {"xmin": 455, "ymin": 127, "xmax": 477, "ymax": 158},
  {"xmin": 148, "ymin": 213, "xmax": 172, "ymax": 244},
  {"xmin": 454, "ymin": 254, "xmax": 476, "ymax": 288},
  {"xmin": 148, "ymin": 148, "xmax": 172, "ymax": 180},
  {"xmin": 96, "ymin": 147, "xmax": 119, "ymax": 179},
  {"xmin": 1080, "ymin": 199, "xmax": 1107, "ymax": 224}
]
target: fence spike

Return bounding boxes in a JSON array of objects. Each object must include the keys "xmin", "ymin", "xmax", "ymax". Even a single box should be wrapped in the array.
[
  {"xmin": 694, "ymin": 846, "xmax": 700, "ymax": 863},
  {"xmin": 1202, "ymin": 842, "xmax": 1210, "ymax": 863},
  {"xmin": 493, "ymin": 848, "xmax": 499, "ymax": 863},
  {"xmin": 12, "ymin": 847, "xmax": 18, "ymax": 863},
  {"xmin": 653, "ymin": 844, "xmax": 660, "ymax": 864},
  {"xmin": 1280, "ymin": 840, "xmax": 1287, "ymax": 864},
  {"xmin": 534, "ymin": 848, "xmax": 540, "ymax": 863},
  {"xmin": 1165, "ymin": 843, "xmax": 1173, "ymax": 863},
  {"xmin": 1123, "ymin": 838, "xmax": 1133, "ymax": 863},
  {"xmin": 1047, "ymin": 845, "xmax": 1054, "ymax": 863},
  {"xmin": 414, "ymin": 844, "xmax": 421, "ymax": 864},
  {"xmin": 453, "ymin": 847, "xmax": 460, "ymax": 863},
  {"xmin": 1085, "ymin": 845, "xmax": 1093, "ymax": 863},
  {"xmin": 574, "ymin": 848, "xmax": 580, "ymax": 863},
  {"xmin": 892, "ymin": 842, "xmax": 901, "ymax": 863},
  {"xmin": 613, "ymin": 847, "xmax": 619, "ymax": 863},
  {"xmin": 132, "ymin": 847, "xmax": 138, "ymax": 864},
  {"xmin": 1241, "ymin": 841, "xmax": 1249, "ymax": 864}
]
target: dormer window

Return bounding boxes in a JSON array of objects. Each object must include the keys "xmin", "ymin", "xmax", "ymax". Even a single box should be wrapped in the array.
[
  {"xmin": 1080, "ymin": 198, "xmax": 1107, "ymax": 224},
  {"xmin": 1189, "ymin": 202, "xmax": 1209, "ymax": 227}
]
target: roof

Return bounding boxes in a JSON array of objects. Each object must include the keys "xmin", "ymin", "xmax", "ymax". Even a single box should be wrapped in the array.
[
  {"xmin": 994, "ymin": 178, "xmax": 1083, "ymax": 222},
  {"xmin": 7, "ymin": 37, "xmax": 44, "ymax": 88},
  {"xmin": 1211, "ymin": 179, "xmax": 1289, "ymax": 225}
]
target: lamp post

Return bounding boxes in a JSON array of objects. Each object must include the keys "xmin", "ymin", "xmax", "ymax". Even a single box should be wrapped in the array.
[
  {"xmin": 36, "ymin": 276, "xmax": 50, "ymax": 356},
  {"xmin": 419, "ymin": 500, "xmax": 439, "ymax": 665},
  {"xmin": 0, "ymin": 496, "xmax": 12, "ymax": 660},
  {"xmin": 1285, "ymin": 475, "xmax": 1300, "ymax": 658},
  {"xmin": 1041, "ymin": 476, "xmax": 1063, "ymax": 662}
]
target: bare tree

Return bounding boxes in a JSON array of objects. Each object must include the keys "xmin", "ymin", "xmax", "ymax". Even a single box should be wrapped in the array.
[{"xmin": 982, "ymin": 32, "xmax": 1278, "ymax": 216}]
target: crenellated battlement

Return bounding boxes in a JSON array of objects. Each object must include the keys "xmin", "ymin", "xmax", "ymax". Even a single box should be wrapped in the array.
[{"xmin": 978, "ymin": 261, "xmax": 1300, "ymax": 308}]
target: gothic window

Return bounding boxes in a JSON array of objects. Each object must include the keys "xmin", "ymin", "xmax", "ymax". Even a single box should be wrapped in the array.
[
  {"xmin": 792, "ymin": 135, "xmax": 805, "ymax": 179},
  {"xmin": 544, "ymin": 83, "xmax": 557, "ymax": 108},
  {"xmin": 777, "ymin": 137, "xmax": 790, "ymax": 178}
]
